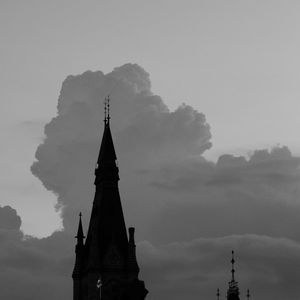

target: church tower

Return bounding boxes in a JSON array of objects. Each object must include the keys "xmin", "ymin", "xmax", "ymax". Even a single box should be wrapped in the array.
[{"xmin": 72, "ymin": 97, "xmax": 148, "ymax": 300}]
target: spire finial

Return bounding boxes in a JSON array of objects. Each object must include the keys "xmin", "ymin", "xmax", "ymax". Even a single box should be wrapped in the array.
[
  {"xmin": 247, "ymin": 289, "xmax": 250, "ymax": 300},
  {"xmin": 104, "ymin": 97, "xmax": 107, "ymax": 124},
  {"xmin": 75, "ymin": 212, "xmax": 85, "ymax": 242},
  {"xmin": 107, "ymin": 95, "xmax": 110, "ymax": 124},
  {"xmin": 231, "ymin": 250, "xmax": 235, "ymax": 281},
  {"xmin": 216, "ymin": 288, "xmax": 220, "ymax": 300}
]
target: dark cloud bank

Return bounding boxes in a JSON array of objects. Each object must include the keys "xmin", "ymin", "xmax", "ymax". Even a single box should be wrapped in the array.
[{"xmin": 2, "ymin": 64, "xmax": 300, "ymax": 299}]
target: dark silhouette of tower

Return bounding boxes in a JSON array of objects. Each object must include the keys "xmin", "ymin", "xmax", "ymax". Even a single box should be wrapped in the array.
[
  {"xmin": 227, "ymin": 251, "xmax": 240, "ymax": 300},
  {"xmin": 217, "ymin": 251, "xmax": 251, "ymax": 300},
  {"xmin": 72, "ymin": 97, "xmax": 148, "ymax": 300}
]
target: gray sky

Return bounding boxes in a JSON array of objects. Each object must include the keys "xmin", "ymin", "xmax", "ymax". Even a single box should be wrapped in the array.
[
  {"xmin": 2, "ymin": 0, "xmax": 300, "ymax": 235},
  {"xmin": 1, "ymin": 1, "xmax": 300, "ymax": 300}
]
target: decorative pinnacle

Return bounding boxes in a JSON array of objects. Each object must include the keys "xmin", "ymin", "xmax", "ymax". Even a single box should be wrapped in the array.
[
  {"xmin": 216, "ymin": 288, "xmax": 220, "ymax": 300},
  {"xmin": 75, "ymin": 212, "xmax": 85, "ymax": 240},
  {"xmin": 103, "ymin": 95, "xmax": 111, "ymax": 125},
  {"xmin": 231, "ymin": 250, "xmax": 235, "ymax": 281},
  {"xmin": 107, "ymin": 95, "xmax": 110, "ymax": 124},
  {"xmin": 104, "ymin": 98, "xmax": 107, "ymax": 124},
  {"xmin": 247, "ymin": 289, "xmax": 250, "ymax": 300}
]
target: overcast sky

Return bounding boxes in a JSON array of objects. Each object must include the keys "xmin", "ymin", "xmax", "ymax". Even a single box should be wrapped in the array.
[{"xmin": 1, "ymin": 1, "xmax": 300, "ymax": 300}]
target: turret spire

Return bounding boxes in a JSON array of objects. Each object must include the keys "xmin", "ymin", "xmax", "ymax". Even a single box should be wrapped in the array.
[{"xmin": 75, "ymin": 212, "xmax": 85, "ymax": 245}]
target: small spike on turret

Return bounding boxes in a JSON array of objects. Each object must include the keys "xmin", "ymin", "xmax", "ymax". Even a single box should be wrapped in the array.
[
  {"xmin": 246, "ymin": 289, "xmax": 250, "ymax": 300},
  {"xmin": 231, "ymin": 250, "xmax": 235, "ymax": 282},
  {"xmin": 107, "ymin": 95, "xmax": 111, "ymax": 124},
  {"xmin": 216, "ymin": 288, "xmax": 220, "ymax": 300},
  {"xmin": 103, "ymin": 95, "xmax": 111, "ymax": 125}
]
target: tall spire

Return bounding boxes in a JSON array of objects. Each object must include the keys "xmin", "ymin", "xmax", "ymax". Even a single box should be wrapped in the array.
[
  {"xmin": 72, "ymin": 100, "xmax": 148, "ymax": 300},
  {"xmin": 85, "ymin": 98, "xmax": 128, "ymax": 271}
]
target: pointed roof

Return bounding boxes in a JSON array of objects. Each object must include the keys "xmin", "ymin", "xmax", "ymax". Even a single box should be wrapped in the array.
[
  {"xmin": 97, "ymin": 95, "xmax": 116, "ymax": 164},
  {"xmin": 97, "ymin": 122, "xmax": 117, "ymax": 164},
  {"xmin": 85, "ymin": 108, "xmax": 128, "ymax": 272},
  {"xmin": 75, "ymin": 212, "xmax": 85, "ymax": 244}
]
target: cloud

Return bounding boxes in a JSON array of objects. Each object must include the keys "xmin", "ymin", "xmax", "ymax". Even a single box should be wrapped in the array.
[
  {"xmin": 1, "ymin": 63, "xmax": 299, "ymax": 300},
  {"xmin": 31, "ymin": 63, "xmax": 212, "ymax": 233},
  {"xmin": 148, "ymin": 146, "xmax": 300, "ymax": 243},
  {"xmin": 0, "ymin": 206, "xmax": 21, "ymax": 230},
  {"xmin": 139, "ymin": 235, "xmax": 300, "ymax": 300},
  {"xmin": 0, "ymin": 206, "xmax": 72, "ymax": 300}
]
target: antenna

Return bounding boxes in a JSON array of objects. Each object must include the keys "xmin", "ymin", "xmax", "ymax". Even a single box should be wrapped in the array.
[
  {"xmin": 247, "ymin": 289, "xmax": 250, "ymax": 300},
  {"xmin": 216, "ymin": 288, "xmax": 220, "ymax": 300}
]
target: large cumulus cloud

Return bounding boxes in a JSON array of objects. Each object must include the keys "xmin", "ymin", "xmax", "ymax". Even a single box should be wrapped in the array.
[
  {"xmin": 31, "ymin": 63, "xmax": 212, "ymax": 233},
  {"xmin": 1, "ymin": 64, "xmax": 300, "ymax": 300}
]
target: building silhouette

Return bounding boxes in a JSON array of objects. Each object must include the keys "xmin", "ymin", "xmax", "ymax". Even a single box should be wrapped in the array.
[
  {"xmin": 72, "ymin": 98, "xmax": 148, "ymax": 300},
  {"xmin": 217, "ymin": 251, "xmax": 251, "ymax": 300}
]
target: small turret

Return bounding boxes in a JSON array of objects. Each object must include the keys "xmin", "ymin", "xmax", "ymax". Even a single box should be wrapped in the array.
[
  {"xmin": 73, "ymin": 213, "xmax": 85, "ymax": 279},
  {"xmin": 127, "ymin": 227, "xmax": 140, "ymax": 278},
  {"xmin": 72, "ymin": 213, "xmax": 85, "ymax": 300},
  {"xmin": 75, "ymin": 212, "xmax": 85, "ymax": 245}
]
